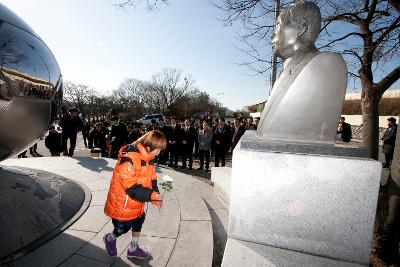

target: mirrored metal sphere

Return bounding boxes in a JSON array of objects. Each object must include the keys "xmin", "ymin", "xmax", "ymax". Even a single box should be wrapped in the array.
[{"xmin": 0, "ymin": 3, "xmax": 62, "ymax": 160}]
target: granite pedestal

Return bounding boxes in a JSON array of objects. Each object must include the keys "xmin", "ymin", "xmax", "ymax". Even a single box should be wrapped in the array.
[{"xmin": 223, "ymin": 131, "xmax": 382, "ymax": 266}]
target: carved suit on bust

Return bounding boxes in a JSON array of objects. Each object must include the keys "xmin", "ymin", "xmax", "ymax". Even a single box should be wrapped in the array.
[{"xmin": 257, "ymin": 1, "xmax": 347, "ymax": 144}]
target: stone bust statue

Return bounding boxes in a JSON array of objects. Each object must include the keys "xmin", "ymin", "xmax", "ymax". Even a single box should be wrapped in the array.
[{"xmin": 257, "ymin": 1, "xmax": 348, "ymax": 145}]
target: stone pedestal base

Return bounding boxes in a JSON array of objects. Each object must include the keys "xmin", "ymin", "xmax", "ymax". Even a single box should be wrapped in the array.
[
  {"xmin": 211, "ymin": 167, "xmax": 231, "ymax": 208},
  {"xmin": 224, "ymin": 132, "xmax": 382, "ymax": 266}
]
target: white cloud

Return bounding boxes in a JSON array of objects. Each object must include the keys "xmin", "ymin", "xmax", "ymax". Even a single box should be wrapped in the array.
[{"xmin": 96, "ymin": 40, "xmax": 105, "ymax": 47}]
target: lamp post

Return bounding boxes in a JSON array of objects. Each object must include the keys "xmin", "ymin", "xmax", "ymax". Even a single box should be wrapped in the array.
[{"xmin": 270, "ymin": 0, "xmax": 281, "ymax": 96}]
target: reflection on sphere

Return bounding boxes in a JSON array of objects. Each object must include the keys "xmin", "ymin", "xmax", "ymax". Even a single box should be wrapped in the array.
[{"xmin": 0, "ymin": 3, "xmax": 62, "ymax": 160}]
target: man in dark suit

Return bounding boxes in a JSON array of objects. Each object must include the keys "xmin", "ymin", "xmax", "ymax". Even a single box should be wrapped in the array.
[
  {"xmin": 108, "ymin": 116, "xmax": 128, "ymax": 159},
  {"xmin": 59, "ymin": 107, "xmax": 84, "ymax": 157},
  {"xmin": 180, "ymin": 119, "xmax": 197, "ymax": 169},
  {"xmin": 157, "ymin": 118, "xmax": 171, "ymax": 165},
  {"xmin": 231, "ymin": 118, "xmax": 246, "ymax": 151},
  {"xmin": 168, "ymin": 116, "xmax": 181, "ymax": 168},
  {"xmin": 214, "ymin": 118, "xmax": 232, "ymax": 167},
  {"xmin": 381, "ymin": 117, "xmax": 398, "ymax": 168}
]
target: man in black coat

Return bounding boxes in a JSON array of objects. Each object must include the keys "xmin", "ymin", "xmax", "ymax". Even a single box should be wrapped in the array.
[
  {"xmin": 180, "ymin": 119, "xmax": 197, "ymax": 169},
  {"xmin": 214, "ymin": 118, "xmax": 232, "ymax": 167},
  {"xmin": 127, "ymin": 123, "xmax": 142, "ymax": 144},
  {"xmin": 168, "ymin": 116, "xmax": 181, "ymax": 168},
  {"xmin": 157, "ymin": 118, "xmax": 171, "ymax": 165},
  {"xmin": 59, "ymin": 107, "xmax": 84, "ymax": 156},
  {"xmin": 381, "ymin": 117, "xmax": 398, "ymax": 168},
  {"xmin": 88, "ymin": 122, "xmax": 110, "ymax": 157},
  {"xmin": 45, "ymin": 125, "xmax": 62, "ymax": 156},
  {"xmin": 339, "ymin": 116, "xmax": 352, "ymax": 143},
  {"xmin": 108, "ymin": 116, "xmax": 128, "ymax": 159},
  {"xmin": 231, "ymin": 118, "xmax": 246, "ymax": 151}
]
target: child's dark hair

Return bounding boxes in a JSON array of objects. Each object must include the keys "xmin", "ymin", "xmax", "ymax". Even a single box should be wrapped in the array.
[{"xmin": 134, "ymin": 130, "xmax": 166, "ymax": 151}]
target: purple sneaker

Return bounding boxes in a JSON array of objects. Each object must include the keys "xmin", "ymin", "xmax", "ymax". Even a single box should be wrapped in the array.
[
  {"xmin": 103, "ymin": 233, "xmax": 117, "ymax": 257},
  {"xmin": 127, "ymin": 246, "xmax": 150, "ymax": 259}
]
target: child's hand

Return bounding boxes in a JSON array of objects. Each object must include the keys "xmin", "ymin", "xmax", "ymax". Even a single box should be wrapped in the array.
[
  {"xmin": 151, "ymin": 192, "xmax": 163, "ymax": 207},
  {"xmin": 154, "ymin": 194, "xmax": 163, "ymax": 201}
]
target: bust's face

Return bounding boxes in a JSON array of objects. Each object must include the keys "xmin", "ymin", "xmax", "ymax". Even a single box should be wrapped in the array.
[{"xmin": 272, "ymin": 16, "xmax": 299, "ymax": 59}]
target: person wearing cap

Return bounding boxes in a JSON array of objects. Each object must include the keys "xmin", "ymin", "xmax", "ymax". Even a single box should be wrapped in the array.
[
  {"xmin": 381, "ymin": 117, "xmax": 398, "ymax": 168},
  {"xmin": 59, "ymin": 107, "xmax": 84, "ymax": 156}
]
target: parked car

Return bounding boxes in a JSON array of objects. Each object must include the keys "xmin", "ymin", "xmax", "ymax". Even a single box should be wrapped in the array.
[{"xmin": 137, "ymin": 114, "xmax": 166, "ymax": 126}]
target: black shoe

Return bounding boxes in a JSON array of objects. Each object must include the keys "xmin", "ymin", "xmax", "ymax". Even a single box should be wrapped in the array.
[
  {"xmin": 180, "ymin": 166, "xmax": 186, "ymax": 169},
  {"xmin": 168, "ymin": 164, "xmax": 173, "ymax": 167},
  {"xmin": 174, "ymin": 165, "xmax": 178, "ymax": 168}
]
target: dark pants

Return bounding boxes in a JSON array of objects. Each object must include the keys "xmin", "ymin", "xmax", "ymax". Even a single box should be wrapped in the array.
[
  {"xmin": 159, "ymin": 149, "xmax": 169, "ymax": 165},
  {"xmin": 110, "ymin": 141, "xmax": 124, "ymax": 159},
  {"xmin": 50, "ymin": 151, "xmax": 60, "ymax": 157},
  {"xmin": 62, "ymin": 134, "xmax": 77, "ymax": 156},
  {"xmin": 112, "ymin": 213, "xmax": 146, "ymax": 236},
  {"xmin": 29, "ymin": 143, "xmax": 37, "ymax": 154},
  {"xmin": 168, "ymin": 144, "xmax": 179, "ymax": 167},
  {"xmin": 18, "ymin": 150, "xmax": 27, "ymax": 158},
  {"xmin": 181, "ymin": 144, "xmax": 194, "ymax": 168},
  {"xmin": 82, "ymin": 133, "xmax": 89, "ymax": 147},
  {"xmin": 214, "ymin": 145, "xmax": 226, "ymax": 167},
  {"xmin": 199, "ymin": 149, "xmax": 210, "ymax": 170},
  {"xmin": 385, "ymin": 153, "xmax": 394, "ymax": 167},
  {"xmin": 194, "ymin": 141, "xmax": 199, "ymax": 157}
]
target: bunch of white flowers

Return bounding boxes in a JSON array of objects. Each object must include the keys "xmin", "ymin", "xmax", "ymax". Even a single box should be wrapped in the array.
[{"xmin": 160, "ymin": 175, "xmax": 173, "ymax": 192}]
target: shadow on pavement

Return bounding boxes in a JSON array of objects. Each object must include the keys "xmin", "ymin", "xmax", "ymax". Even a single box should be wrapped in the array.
[{"xmin": 75, "ymin": 157, "xmax": 114, "ymax": 173}]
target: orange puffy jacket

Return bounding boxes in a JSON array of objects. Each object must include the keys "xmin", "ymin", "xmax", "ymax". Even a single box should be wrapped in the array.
[{"xmin": 104, "ymin": 143, "xmax": 160, "ymax": 221}]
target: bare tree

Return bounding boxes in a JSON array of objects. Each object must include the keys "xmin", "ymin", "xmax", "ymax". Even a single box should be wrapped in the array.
[
  {"xmin": 115, "ymin": 0, "xmax": 168, "ymax": 10},
  {"xmin": 63, "ymin": 81, "xmax": 96, "ymax": 116},
  {"xmin": 113, "ymin": 78, "xmax": 148, "ymax": 118},
  {"xmin": 149, "ymin": 68, "xmax": 195, "ymax": 115}
]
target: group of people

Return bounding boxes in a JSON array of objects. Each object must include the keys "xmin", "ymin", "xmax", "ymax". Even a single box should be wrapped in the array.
[{"xmin": 41, "ymin": 108, "xmax": 260, "ymax": 170}]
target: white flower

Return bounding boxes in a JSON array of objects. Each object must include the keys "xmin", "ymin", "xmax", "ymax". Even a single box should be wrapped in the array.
[{"xmin": 161, "ymin": 175, "xmax": 174, "ymax": 182}]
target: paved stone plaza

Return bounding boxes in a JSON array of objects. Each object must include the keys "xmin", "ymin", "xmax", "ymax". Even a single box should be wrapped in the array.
[{"xmin": 1, "ymin": 156, "xmax": 228, "ymax": 267}]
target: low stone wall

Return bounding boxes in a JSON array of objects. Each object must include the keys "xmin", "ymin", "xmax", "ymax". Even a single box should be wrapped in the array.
[
  {"xmin": 351, "ymin": 125, "xmax": 387, "ymax": 142},
  {"xmin": 342, "ymin": 115, "xmax": 399, "ymax": 128}
]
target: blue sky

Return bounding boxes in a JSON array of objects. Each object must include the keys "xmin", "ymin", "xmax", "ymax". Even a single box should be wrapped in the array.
[
  {"xmin": 2, "ymin": 0, "xmax": 398, "ymax": 111},
  {"xmin": 1, "ymin": 0, "xmax": 269, "ymax": 110}
]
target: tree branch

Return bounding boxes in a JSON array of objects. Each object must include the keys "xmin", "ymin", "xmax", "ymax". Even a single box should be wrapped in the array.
[
  {"xmin": 324, "ymin": 12, "xmax": 364, "ymax": 26},
  {"xmin": 319, "ymin": 32, "xmax": 363, "ymax": 49},
  {"xmin": 372, "ymin": 16, "xmax": 400, "ymax": 48},
  {"xmin": 365, "ymin": 0, "xmax": 378, "ymax": 23},
  {"xmin": 375, "ymin": 65, "xmax": 400, "ymax": 94}
]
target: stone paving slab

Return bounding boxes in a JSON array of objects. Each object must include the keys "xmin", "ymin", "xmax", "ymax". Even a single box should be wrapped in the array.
[
  {"xmin": 167, "ymin": 221, "xmax": 213, "ymax": 267},
  {"xmin": 10, "ymin": 229, "xmax": 96, "ymax": 267},
  {"xmin": 68, "ymin": 205, "xmax": 109, "ymax": 233},
  {"xmin": 90, "ymin": 189, "xmax": 109, "ymax": 207},
  {"xmin": 76, "ymin": 220, "xmax": 131, "ymax": 264},
  {"xmin": 174, "ymin": 189, "xmax": 211, "ymax": 221},
  {"xmin": 112, "ymin": 236, "xmax": 176, "ymax": 267},
  {"xmin": 141, "ymin": 197, "xmax": 180, "ymax": 239},
  {"xmin": 59, "ymin": 254, "xmax": 109, "ymax": 267}
]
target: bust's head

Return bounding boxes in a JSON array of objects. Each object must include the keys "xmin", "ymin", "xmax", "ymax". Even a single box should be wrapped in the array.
[{"xmin": 272, "ymin": 1, "xmax": 321, "ymax": 59}]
